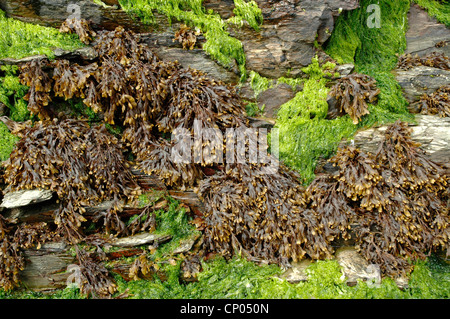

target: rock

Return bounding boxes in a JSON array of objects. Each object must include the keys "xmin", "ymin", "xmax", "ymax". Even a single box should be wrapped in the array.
[
  {"xmin": 405, "ymin": 4, "xmax": 450, "ymax": 58},
  {"xmin": 1, "ymin": 189, "xmax": 53, "ymax": 209},
  {"xmin": 0, "ymin": 0, "xmax": 156, "ymax": 32},
  {"xmin": 168, "ymin": 190, "xmax": 204, "ymax": 217},
  {"xmin": 172, "ymin": 234, "xmax": 199, "ymax": 254},
  {"xmin": 326, "ymin": 95, "xmax": 345, "ymax": 120},
  {"xmin": 237, "ymin": 79, "xmax": 257, "ymax": 101},
  {"xmin": 53, "ymin": 46, "xmax": 98, "ymax": 61},
  {"xmin": 19, "ymin": 242, "xmax": 75, "ymax": 291},
  {"xmin": 0, "ymin": 102, "xmax": 6, "ymax": 116},
  {"xmin": 339, "ymin": 115, "xmax": 450, "ymax": 164},
  {"xmin": 395, "ymin": 66, "xmax": 450, "ymax": 104},
  {"xmin": 203, "ymin": 0, "xmax": 235, "ymax": 20},
  {"xmin": 102, "ymin": 0, "xmax": 119, "ymax": 6},
  {"xmin": 335, "ymin": 63, "xmax": 355, "ymax": 77},
  {"xmin": 257, "ymin": 82, "xmax": 298, "ymax": 119},
  {"xmin": 278, "ymin": 259, "xmax": 311, "ymax": 283},
  {"xmin": 335, "ymin": 247, "xmax": 381, "ymax": 287},
  {"xmin": 247, "ymin": 116, "xmax": 275, "ymax": 130},
  {"xmin": 3, "ymin": 200, "xmax": 60, "ymax": 223},
  {"xmin": 139, "ymin": 29, "xmax": 240, "ymax": 84},
  {"xmin": 84, "ymin": 199, "xmax": 122, "ymax": 214},
  {"xmin": 230, "ymin": 0, "xmax": 359, "ymax": 78},
  {"xmin": 0, "ymin": 55, "xmax": 48, "ymax": 66},
  {"xmin": 111, "ymin": 232, "xmax": 172, "ymax": 248}
]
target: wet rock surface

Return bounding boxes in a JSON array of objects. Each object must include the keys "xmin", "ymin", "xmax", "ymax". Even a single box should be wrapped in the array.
[
  {"xmin": 0, "ymin": 0, "xmax": 157, "ymax": 32},
  {"xmin": 405, "ymin": 4, "xmax": 450, "ymax": 58},
  {"xmin": 257, "ymin": 82, "xmax": 299, "ymax": 119},
  {"xmin": 395, "ymin": 66, "xmax": 450, "ymax": 105},
  {"xmin": 231, "ymin": 0, "xmax": 359, "ymax": 78},
  {"xmin": 111, "ymin": 232, "xmax": 172, "ymax": 248},
  {"xmin": 340, "ymin": 115, "xmax": 450, "ymax": 164},
  {"xmin": 1, "ymin": 189, "xmax": 54, "ymax": 209}
]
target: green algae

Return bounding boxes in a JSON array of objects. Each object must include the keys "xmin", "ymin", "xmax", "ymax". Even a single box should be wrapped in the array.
[
  {"xmin": 118, "ymin": 0, "xmax": 257, "ymax": 78},
  {"xmin": 414, "ymin": 0, "xmax": 450, "ymax": 27},
  {"xmin": 229, "ymin": 0, "xmax": 263, "ymax": 31},
  {"xmin": 325, "ymin": 0, "xmax": 414, "ymax": 122},
  {"xmin": 0, "ymin": 121, "xmax": 18, "ymax": 162},
  {"xmin": 325, "ymin": 0, "xmax": 410, "ymax": 71},
  {"xmin": 273, "ymin": 57, "xmax": 358, "ymax": 184},
  {"xmin": 0, "ymin": 9, "xmax": 83, "ymax": 60},
  {"xmin": 248, "ymin": 70, "xmax": 271, "ymax": 98},
  {"xmin": 0, "ymin": 66, "xmax": 30, "ymax": 122},
  {"xmin": 114, "ymin": 253, "xmax": 450, "ymax": 299}
]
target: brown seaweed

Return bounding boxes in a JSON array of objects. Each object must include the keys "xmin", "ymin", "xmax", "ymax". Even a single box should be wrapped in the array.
[
  {"xmin": 419, "ymin": 84, "xmax": 450, "ymax": 118},
  {"xmin": 59, "ymin": 18, "xmax": 96, "ymax": 45},
  {"xmin": 75, "ymin": 246, "xmax": 117, "ymax": 298},
  {"xmin": 397, "ymin": 52, "xmax": 450, "ymax": 71},
  {"xmin": 174, "ymin": 24, "xmax": 199, "ymax": 50},
  {"xmin": 1, "ymin": 117, "xmax": 140, "ymax": 242},
  {"xmin": 329, "ymin": 73, "xmax": 380, "ymax": 124}
]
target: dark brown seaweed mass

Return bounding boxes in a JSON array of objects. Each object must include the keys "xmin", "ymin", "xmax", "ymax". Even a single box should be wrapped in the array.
[
  {"xmin": 396, "ymin": 52, "xmax": 450, "ymax": 71},
  {"xmin": 420, "ymin": 84, "xmax": 450, "ymax": 118},
  {"xmin": 329, "ymin": 73, "xmax": 380, "ymax": 124}
]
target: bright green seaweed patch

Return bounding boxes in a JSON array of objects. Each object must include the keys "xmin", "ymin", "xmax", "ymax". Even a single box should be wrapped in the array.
[
  {"xmin": 0, "ymin": 121, "xmax": 18, "ymax": 162},
  {"xmin": 118, "ymin": 0, "xmax": 260, "ymax": 78},
  {"xmin": 272, "ymin": 0, "xmax": 412, "ymax": 181},
  {"xmin": 277, "ymin": 116, "xmax": 357, "ymax": 184},
  {"xmin": 229, "ymin": 0, "xmax": 263, "ymax": 31},
  {"xmin": 248, "ymin": 70, "xmax": 271, "ymax": 98},
  {"xmin": 150, "ymin": 197, "xmax": 201, "ymax": 258},
  {"xmin": 0, "ymin": 65, "xmax": 30, "ymax": 122},
  {"xmin": 0, "ymin": 9, "xmax": 83, "ymax": 60},
  {"xmin": 325, "ymin": 0, "xmax": 410, "ymax": 71},
  {"xmin": 414, "ymin": 0, "xmax": 450, "ymax": 27},
  {"xmin": 114, "ymin": 253, "xmax": 450, "ymax": 299},
  {"xmin": 274, "ymin": 57, "xmax": 358, "ymax": 184},
  {"xmin": 0, "ymin": 65, "xmax": 26, "ymax": 161}
]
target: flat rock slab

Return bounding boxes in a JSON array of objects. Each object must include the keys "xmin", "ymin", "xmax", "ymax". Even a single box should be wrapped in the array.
[
  {"xmin": 395, "ymin": 66, "xmax": 450, "ymax": 104},
  {"xmin": 19, "ymin": 242, "xmax": 75, "ymax": 291},
  {"xmin": 111, "ymin": 232, "xmax": 172, "ymax": 248},
  {"xmin": 257, "ymin": 82, "xmax": 298, "ymax": 120},
  {"xmin": 335, "ymin": 247, "xmax": 381, "ymax": 286},
  {"xmin": 340, "ymin": 115, "xmax": 450, "ymax": 164},
  {"xmin": 278, "ymin": 259, "xmax": 311, "ymax": 283},
  {"xmin": 1, "ymin": 189, "xmax": 53, "ymax": 209},
  {"xmin": 229, "ymin": 0, "xmax": 359, "ymax": 78},
  {"xmin": 0, "ymin": 0, "xmax": 156, "ymax": 32},
  {"xmin": 406, "ymin": 4, "xmax": 450, "ymax": 58}
]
